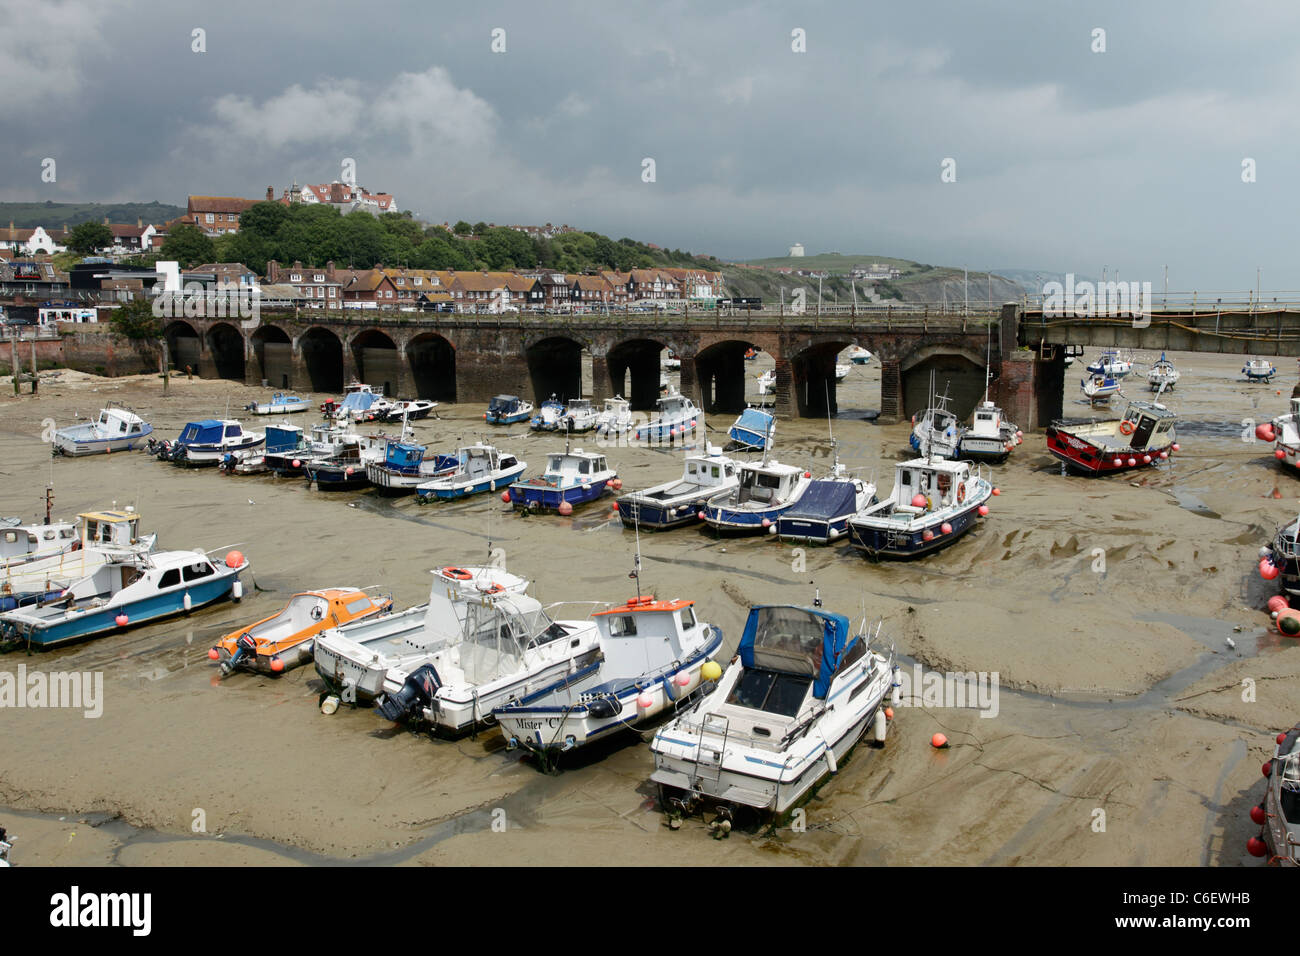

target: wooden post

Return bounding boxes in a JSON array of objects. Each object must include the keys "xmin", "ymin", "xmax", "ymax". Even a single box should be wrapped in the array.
[
  {"xmin": 30, "ymin": 339, "xmax": 37, "ymax": 394},
  {"xmin": 162, "ymin": 339, "xmax": 170, "ymax": 395},
  {"xmin": 10, "ymin": 335, "xmax": 17, "ymax": 396}
]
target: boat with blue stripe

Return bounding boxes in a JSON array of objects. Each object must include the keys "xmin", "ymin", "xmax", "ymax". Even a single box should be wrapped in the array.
[
  {"xmin": 530, "ymin": 395, "xmax": 567, "ymax": 431},
  {"xmin": 0, "ymin": 548, "xmax": 248, "ymax": 650},
  {"xmin": 415, "ymin": 443, "xmax": 526, "ymax": 501},
  {"xmin": 365, "ymin": 440, "xmax": 459, "ymax": 494},
  {"xmin": 847, "ymin": 457, "xmax": 992, "ymax": 560},
  {"xmin": 245, "ymin": 392, "xmax": 310, "ymax": 416},
  {"xmin": 701, "ymin": 456, "xmax": 813, "ymax": 535},
  {"xmin": 52, "ymin": 404, "xmax": 152, "ymax": 456},
  {"xmin": 486, "ymin": 395, "xmax": 533, "ymax": 425},
  {"xmin": 496, "ymin": 594, "xmax": 723, "ymax": 765},
  {"xmin": 776, "ymin": 461, "xmax": 877, "ymax": 544},
  {"xmin": 616, "ymin": 445, "xmax": 739, "ymax": 530},
  {"xmin": 632, "ymin": 391, "xmax": 701, "ymax": 444},
  {"xmin": 507, "ymin": 449, "xmax": 616, "ymax": 512}
]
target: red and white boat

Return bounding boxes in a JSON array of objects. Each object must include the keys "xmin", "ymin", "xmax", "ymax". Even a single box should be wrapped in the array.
[
  {"xmin": 1261, "ymin": 396, "xmax": 1300, "ymax": 470},
  {"xmin": 1045, "ymin": 400, "xmax": 1178, "ymax": 475}
]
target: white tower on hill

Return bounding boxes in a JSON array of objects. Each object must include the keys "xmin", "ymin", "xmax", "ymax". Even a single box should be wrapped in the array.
[{"xmin": 789, "ymin": 243, "xmax": 805, "ymax": 257}]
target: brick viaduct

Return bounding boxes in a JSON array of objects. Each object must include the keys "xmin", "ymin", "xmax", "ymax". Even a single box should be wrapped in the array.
[{"xmin": 129, "ymin": 303, "xmax": 1064, "ymax": 427}]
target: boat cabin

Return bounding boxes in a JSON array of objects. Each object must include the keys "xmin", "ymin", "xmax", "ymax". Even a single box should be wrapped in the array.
[
  {"xmin": 489, "ymin": 395, "xmax": 523, "ymax": 414},
  {"xmin": 422, "ymin": 590, "xmax": 571, "ymax": 686},
  {"xmin": 734, "ymin": 461, "xmax": 802, "ymax": 506},
  {"xmin": 178, "ymin": 420, "xmax": 243, "ymax": 445},
  {"xmin": 656, "ymin": 393, "xmax": 695, "ymax": 418},
  {"xmin": 0, "ymin": 517, "xmax": 76, "ymax": 563},
  {"xmin": 96, "ymin": 406, "xmax": 146, "ymax": 437},
  {"xmin": 683, "ymin": 453, "xmax": 737, "ymax": 488},
  {"xmin": 889, "ymin": 459, "xmax": 972, "ymax": 511},
  {"xmin": 78, "ymin": 510, "xmax": 143, "ymax": 550},
  {"xmin": 970, "ymin": 401, "xmax": 1002, "ymax": 435},
  {"xmin": 542, "ymin": 451, "xmax": 609, "ymax": 483},
  {"xmin": 458, "ymin": 444, "xmax": 515, "ymax": 478},
  {"xmin": 265, "ymin": 424, "xmax": 304, "ymax": 454},
  {"xmin": 593, "ymin": 597, "xmax": 702, "ymax": 680},
  {"xmin": 1119, "ymin": 401, "xmax": 1176, "ymax": 447}
]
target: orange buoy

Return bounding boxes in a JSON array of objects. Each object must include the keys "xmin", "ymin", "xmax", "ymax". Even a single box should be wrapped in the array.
[
  {"xmin": 207, "ymin": 648, "xmax": 219, "ymax": 660},
  {"xmin": 991, "ymin": 487, "xmax": 1001, "ymax": 496},
  {"xmin": 558, "ymin": 500, "xmax": 574, "ymax": 516},
  {"xmin": 884, "ymin": 707, "xmax": 894, "ymax": 720},
  {"xmin": 270, "ymin": 657, "xmax": 285, "ymax": 673},
  {"xmin": 225, "ymin": 550, "xmax": 244, "ymax": 568},
  {"xmin": 931, "ymin": 733, "xmax": 949, "ymax": 749},
  {"xmin": 500, "ymin": 490, "xmax": 511, "ymax": 502}
]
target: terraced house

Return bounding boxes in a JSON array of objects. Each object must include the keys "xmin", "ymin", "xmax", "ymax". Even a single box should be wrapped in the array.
[{"xmin": 185, "ymin": 195, "xmax": 261, "ymax": 235}]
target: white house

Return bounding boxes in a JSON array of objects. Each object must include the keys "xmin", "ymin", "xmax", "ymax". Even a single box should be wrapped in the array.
[{"xmin": 0, "ymin": 224, "xmax": 64, "ymax": 255}]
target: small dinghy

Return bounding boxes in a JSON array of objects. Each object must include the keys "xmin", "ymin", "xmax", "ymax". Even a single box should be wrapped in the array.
[
  {"xmin": 1255, "ymin": 722, "xmax": 1300, "ymax": 866},
  {"xmin": 1086, "ymin": 349, "xmax": 1133, "ymax": 378},
  {"xmin": 728, "ymin": 407, "xmax": 774, "ymax": 451},
  {"xmin": 210, "ymin": 587, "xmax": 393, "ymax": 676},
  {"xmin": 594, "ymin": 396, "xmax": 633, "ymax": 438},
  {"xmin": 365, "ymin": 439, "xmax": 460, "ymax": 494},
  {"xmin": 957, "ymin": 401, "xmax": 1021, "ymax": 463},
  {"xmin": 776, "ymin": 460, "xmax": 877, "ymax": 544},
  {"xmin": 507, "ymin": 448, "xmax": 617, "ymax": 512},
  {"xmin": 1243, "ymin": 358, "xmax": 1277, "ymax": 382},
  {"xmin": 701, "ymin": 455, "xmax": 813, "ymax": 535},
  {"xmin": 632, "ymin": 391, "xmax": 700, "ymax": 444},
  {"xmin": 847, "ymin": 458, "xmax": 992, "ymax": 560},
  {"xmin": 150, "ymin": 419, "xmax": 265, "ymax": 467},
  {"xmin": 1147, "ymin": 352, "xmax": 1180, "ymax": 391},
  {"xmin": 846, "ymin": 345, "xmax": 873, "ymax": 366},
  {"xmin": 1045, "ymin": 399, "xmax": 1177, "ymax": 475},
  {"xmin": 0, "ymin": 548, "xmax": 248, "ymax": 650},
  {"xmin": 52, "ymin": 404, "xmax": 152, "ymax": 456},
  {"xmin": 616, "ymin": 445, "xmax": 739, "ymax": 531},
  {"xmin": 415, "ymin": 443, "xmax": 526, "ymax": 501},
  {"xmin": 1081, "ymin": 374, "xmax": 1121, "ymax": 403},
  {"xmin": 381, "ymin": 399, "xmax": 437, "ymax": 422},
  {"xmin": 495, "ymin": 593, "xmax": 724, "ymax": 766},
  {"xmin": 485, "ymin": 394, "xmax": 533, "ymax": 425},
  {"xmin": 561, "ymin": 398, "xmax": 598, "ymax": 433},
  {"xmin": 651, "ymin": 602, "xmax": 895, "ymax": 817},
  {"xmin": 910, "ymin": 383, "xmax": 963, "ymax": 459},
  {"xmin": 835, "ymin": 364, "xmax": 850, "ymax": 381},
  {"xmin": 530, "ymin": 395, "xmax": 567, "ymax": 431},
  {"xmin": 245, "ymin": 392, "xmax": 310, "ymax": 416}
]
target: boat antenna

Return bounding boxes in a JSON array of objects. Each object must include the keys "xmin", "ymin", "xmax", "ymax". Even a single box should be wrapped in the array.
[
  {"xmin": 761, "ymin": 411, "xmax": 774, "ymax": 467},
  {"xmin": 43, "ymin": 483, "xmax": 54, "ymax": 525},
  {"xmin": 630, "ymin": 508, "xmax": 643, "ymax": 601}
]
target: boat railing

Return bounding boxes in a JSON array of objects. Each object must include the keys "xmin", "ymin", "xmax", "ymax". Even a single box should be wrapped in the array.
[{"xmin": 669, "ymin": 710, "xmax": 789, "ymax": 754}]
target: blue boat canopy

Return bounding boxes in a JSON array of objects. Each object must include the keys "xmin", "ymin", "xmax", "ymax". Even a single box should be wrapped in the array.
[
  {"xmin": 384, "ymin": 441, "xmax": 426, "ymax": 467},
  {"xmin": 489, "ymin": 395, "xmax": 520, "ymax": 410},
  {"xmin": 782, "ymin": 479, "xmax": 859, "ymax": 521},
  {"xmin": 179, "ymin": 420, "xmax": 225, "ymax": 444},
  {"xmin": 738, "ymin": 605, "xmax": 857, "ymax": 700},
  {"xmin": 265, "ymin": 425, "xmax": 302, "ymax": 453},
  {"xmin": 340, "ymin": 392, "xmax": 376, "ymax": 413}
]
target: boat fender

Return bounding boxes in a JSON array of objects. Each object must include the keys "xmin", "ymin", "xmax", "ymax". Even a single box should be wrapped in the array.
[
  {"xmin": 232, "ymin": 580, "xmax": 243, "ymax": 601},
  {"xmin": 586, "ymin": 694, "xmax": 622, "ymax": 719},
  {"xmin": 183, "ymin": 591, "xmax": 192, "ymax": 612},
  {"xmin": 874, "ymin": 708, "xmax": 888, "ymax": 743}
]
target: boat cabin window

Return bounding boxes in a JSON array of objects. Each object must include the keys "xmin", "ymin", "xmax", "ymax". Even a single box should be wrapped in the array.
[
  {"xmin": 130, "ymin": 423, "xmax": 141, "ymax": 434},
  {"xmin": 578, "ymin": 459, "xmax": 591, "ymax": 475},
  {"xmin": 596, "ymin": 457, "xmax": 607, "ymax": 472},
  {"xmin": 182, "ymin": 561, "xmax": 215, "ymax": 582},
  {"xmin": 726, "ymin": 669, "xmax": 812, "ymax": 718},
  {"xmin": 607, "ymin": 614, "xmax": 637, "ymax": 637},
  {"xmin": 60, "ymin": 528, "xmax": 75, "ymax": 539},
  {"xmin": 680, "ymin": 605, "xmax": 696, "ymax": 630},
  {"xmin": 832, "ymin": 639, "xmax": 866, "ymax": 677},
  {"xmin": 225, "ymin": 425, "xmax": 242, "ymax": 438},
  {"xmin": 3, "ymin": 531, "xmax": 16, "ymax": 544},
  {"xmin": 687, "ymin": 462, "xmax": 698, "ymax": 476},
  {"xmin": 976, "ymin": 412, "xmax": 993, "ymax": 422},
  {"xmin": 345, "ymin": 596, "xmax": 371, "ymax": 615},
  {"xmin": 547, "ymin": 455, "xmax": 564, "ymax": 472},
  {"xmin": 159, "ymin": 569, "xmax": 181, "ymax": 588}
]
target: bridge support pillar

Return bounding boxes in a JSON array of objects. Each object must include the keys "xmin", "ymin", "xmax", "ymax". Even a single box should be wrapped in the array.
[
  {"xmin": 879, "ymin": 359, "xmax": 902, "ymax": 423},
  {"xmin": 291, "ymin": 348, "xmax": 311, "ymax": 392},
  {"xmin": 678, "ymin": 352, "xmax": 701, "ymax": 410},
  {"xmin": 772, "ymin": 354, "xmax": 796, "ymax": 420},
  {"xmin": 993, "ymin": 351, "xmax": 1062, "ymax": 431},
  {"xmin": 198, "ymin": 351, "xmax": 218, "ymax": 380},
  {"xmin": 591, "ymin": 353, "xmax": 610, "ymax": 402}
]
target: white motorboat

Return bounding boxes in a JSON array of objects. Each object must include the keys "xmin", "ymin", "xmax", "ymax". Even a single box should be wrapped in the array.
[
  {"xmin": 632, "ymin": 391, "xmax": 701, "ymax": 443},
  {"xmin": 909, "ymin": 383, "xmax": 963, "ymax": 460},
  {"xmin": 381, "ymin": 399, "xmax": 438, "ymax": 422},
  {"xmin": 701, "ymin": 456, "xmax": 814, "ymax": 535},
  {"xmin": 52, "ymin": 404, "xmax": 153, "ymax": 456},
  {"xmin": 495, "ymin": 592, "xmax": 724, "ymax": 765},
  {"xmin": 245, "ymin": 392, "xmax": 310, "ymax": 416},
  {"xmin": 1081, "ymin": 374, "xmax": 1121, "ymax": 402},
  {"xmin": 848, "ymin": 458, "xmax": 992, "ymax": 560},
  {"xmin": 651, "ymin": 602, "xmax": 895, "ymax": 817},
  {"xmin": 616, "ymin": 444, "xmax": 740, "ymax": 530},
  {"xmin": 1243, "ymin": 358, "xmax": 1277, "ymax": 382},
  {"xmin": 957, "ymin": 401, "xmax": 1021, "ymax": 463},
  {"xmin": 846, "ymin": 346, "xmax": 873, "ymax": 366},
  {"xmin": 151, "ymin": 419, "xmax": 265, "ymax": 466},
  {"xmin": 415, "ymin": 443, "xmax": 526, "ymax": 501},
  {"xmin": 1086, "ymin": 349, "xmax": 1133, "ymax": 378},
  {"xmin": 1146, "ymin": 352, "xmax": 1180, "ymax": 391},
  {"xmin": 594, "ymin": 396, "xmax": 633, "ymax": 438},
  {"xmin": 561, "ymin": 398, "xmax": 599, "ymax": 433},
  {"xmin": 530, "ymin": 395, "xmax": 567, "ymax": 431}
]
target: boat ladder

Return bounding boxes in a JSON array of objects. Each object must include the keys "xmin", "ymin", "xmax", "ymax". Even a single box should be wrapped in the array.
[{"xmin": 693, "ymin": 713, "xmax": 730, "ymax": 786}]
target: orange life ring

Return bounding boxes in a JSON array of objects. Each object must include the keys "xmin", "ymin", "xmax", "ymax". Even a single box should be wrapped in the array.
[
  {"xmin": 442, "ymin": 567, "xmax": 472, "ymax": 580},
  {"xmin": 957, "ymin": 484, "xmax": 966, "ymax": 505},
  {"xmin": 1119, "ymin": 420, "xmax": 1135, "ymax": 436}
]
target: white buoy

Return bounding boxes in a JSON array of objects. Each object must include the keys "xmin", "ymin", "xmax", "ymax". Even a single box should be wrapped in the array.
[
  {"xmin": 232, "ymin": 580, "xmax": 243, "ymax": 601},
  {"xmin": 874, "ymin": 708, "xmax": 888, "ymax": 742},
  {"xmin": 824, "ymin": 745, "xmax": 838, "ymax": 774},
  {"xmin": 183, "ymin": 591, "xmax": 192, "ymax": 612},
  {"xmin": 320, "ymin": 695, "xmax": 340, "ymax": 715}
]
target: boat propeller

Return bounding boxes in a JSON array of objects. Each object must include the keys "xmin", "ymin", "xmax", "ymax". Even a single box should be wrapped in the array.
[
  {"xmin": 376, "ymin": 664, "xmax": 441, "ymax": 722},
  {"xmin": 220, "ymin": 633, "xmax": 257, "ymax": 676}
]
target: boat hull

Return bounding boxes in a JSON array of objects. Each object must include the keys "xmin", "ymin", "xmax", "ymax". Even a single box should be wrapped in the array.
[
  {"xmin": 416, "ymin": 463, "xmax": 527, "ymax": 501},
  {"xmin": 848, "ymin": 501, "xmax": 985, "ymax": 560},
  {"xmin": 617, "ymin": 496, "xmax": 707, "ymax": 530},
  {"xmin": 1044, "ymin": 424, "xmax": 1172, "ymax": 475},
  {"xmin": 305, "ymin": 463, "xmax": 371, "ymax": 490},
  {"xmin": 508, "ymin": 479, "xmax": 612, "ymax": 511}
]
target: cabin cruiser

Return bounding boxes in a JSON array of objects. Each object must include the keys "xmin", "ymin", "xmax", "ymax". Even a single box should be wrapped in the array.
[
  {"xmin": 364, "ymin": 439, "xmax": 459, "ymax": 494},
  {"xmin": 846, "ymin": 346, "xmax": 873, "ymax": 366},
  {"xmin": 507, "ymin": 449, "xmax": 617, "ymax": 512},
  {"xmin": 151, "ymin": 419, "xmax": 264, "ymax": 466},
  {"xmin": 381, "ymin": 399, "xmax": 438, "ymax": 422},
  {"xmin": 957, "ymin": 401, "xmax": 1021, "ymax": 463},
  {"xmin": 1045, "ymin": 399, "xmax": 1177, "ymax": 475},
  {"xmin": 1081, "ymin": 374, "xmax": 1121, "ymax": 403},
  {"xmin": 486, "ymin": 394, "xmax": 533, "ymax": 425},
  {"xmin": 326, "ymin": 382, "xmax": 385, "ymax": 422},
  {"xmin": 0, "ymin": 548, "xmax": 248, "ymax": 650},
  {"xmin": 561, "ymin": 398, "xmax": 598, "ymax": 433},
  {"xmin": 416, "ymin": 443, "xmax": 526, "ymax": 501},
  {"xmin": 776, "ymin": 459, "xmax": 877, "ymax": 544},
  {"xmin": 651, "ymin": 603, "xmax": 895, "ymax": 817},
  {"xmin": 847, "ymin": 458, "xmax": 992, "ymax": 559},
  {"xmin": 211, "ymin": 588, "xmax": 393, "ymax": 676},
  {"xmin": 1146, "ymin": 352, "xmax": 1180, "ymax": 391},
  {"xmin": 594, "ymin": 396, "xmax": 633, "ymax": 438},
  {"xmin": 245, "ymin": 393, "xmax": 310, "ymax": 416},
  {"xmin": 1086, "ymin": 349, "xmax": 1133, "ymax": 378},
  {"xmin": 52, "ymin": 404, "xmax": 152, "ymax": 456},
  {"xmin": 701, "ymin": 456, "xmax": 813, "ymax": 535},
  {"xmin": 617, "ymin": 445, "xmax": 739, "ymax": 530},
  {"xmin": 496, "ymin": 593, "xmax": 723, "ymax": 766},
  {"xmin": 632, "ymin": 391, "xmax": 700, "ymax": 444},
  {"xmin": 910, "ymin": 385, "xmax": 963, "ymax": 459},
  {"xmin": 530, "ymin": 395, "xmax": 567, "ymax": 431},
  {"xmin": 1243, "ymin": 358, "xmax": 1277, "ymax": 382}
]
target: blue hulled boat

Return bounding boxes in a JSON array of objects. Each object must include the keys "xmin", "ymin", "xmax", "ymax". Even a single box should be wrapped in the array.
[
  {"xmin": 847, "ymin": 457, "xmax": 991, "ymax": 560},
  {"xmin": 701, "ymin": 457, "xmax": 813, "ymax": 535},
  {"xmin": 486, "ymin": 395, "xmax": 533, "ymax": 425},
  {"xmin": 776, "ymin": 462, "xmax": 877, "ymax": 544},
  {"xmin": 508, "ymin": 449, "xmax": 617, "ymax": 512},
  {"xmin": 616, "ymin": 446, "xmax": 739, "ymax": 530},
  {"xmin": 530, "ymin": 395, "xmax": 567, "ymax": 431},
  {"xmin": 415, "ymin": 443, "xmax": 526, "ymax": 501},
  {"xmin": 728, "ymin": 407, "xmax": 774, "ymax": 451},
  {"xmin": 633, "ymin": 391, "xmax": 701, "ymax": 444}
]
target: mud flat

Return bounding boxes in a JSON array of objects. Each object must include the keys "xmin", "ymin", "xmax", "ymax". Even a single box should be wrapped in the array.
[{"xmin": 0, "ymin": 349, "xmax": 1294, "ymax": 866}]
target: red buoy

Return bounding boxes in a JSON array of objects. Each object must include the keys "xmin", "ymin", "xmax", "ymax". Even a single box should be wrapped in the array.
[
  {"xmin": 884, "ymin": 707, "xmax": 894, "ymax": 720},
  {"xmin": 1280, "ymin": 732, "xmax": 1289, "ymax": 745},
  {"xmin": 1256, "ymin": 423, "xmax": 1276, "ymax": 442},
  {"xmin": 940, "ymin": 522, "xmax": 953, "ymax": 535},
  {"xmin": 207, "ymin": 648, "xmax": 219, "ymax": 660},
  {"xmin": 991, "ymin": 487, "xmax": 1001, "ymax": 496},
  {"xmin": 1251, "ymin": 804, "xmax": 1267, "ymax": 825},
  {"xmin": 611, "ymin": 501, "xmax": 619, "ymax": 511},
  {"xmin": 1267, "ymin": 595, "xmax": 1290, "ymax": 615},
  {"xmin": 225, "ymin": 550, "xmax": 245, "ymax": 569},
  {"xmin": 558, "ymin": 500, "xmax": 574, "ymax": 516},
  {"xmin": 1247, "ymin": 836, "xmax": 1268, "ymax": 857},
  {"xmin": 115, "ymin": 613, "xmax": 128, "ymax": 626},
  {"xmin": 270, "ymin": 657, "xmax": 285, "ymax": 673},
  {"xmin": 1276, "ymin": 449, "xmax": 1287, "ymax": 460},
  {"xmin": 500, "ymin": 490, "xmax": 511, "ymax": 502},
  {"xmin": 931, "ymin": 733, "xmax": 949, "ymax": 749},
  {"xmin": 977, "ymin": 504, "xmax": 989, "ymax": 516},
  {"xmin": 1263, "ymin": 761, "xmax": 1273, "ymax": 777}
]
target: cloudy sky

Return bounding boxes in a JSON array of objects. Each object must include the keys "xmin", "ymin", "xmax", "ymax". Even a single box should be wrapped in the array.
[{"xmin": 5, "ymin": 0, "xmax": 1299, "ymax": 290}]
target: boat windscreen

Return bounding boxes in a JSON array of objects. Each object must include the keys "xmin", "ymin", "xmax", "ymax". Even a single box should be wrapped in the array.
[{"xmin": 739, "ymin": 605, "xmax": 853, "ymax": 699}]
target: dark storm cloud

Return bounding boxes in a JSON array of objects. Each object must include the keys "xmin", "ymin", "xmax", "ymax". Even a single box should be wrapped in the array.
[{"xmin": 4, "ymin": 0, "xmax": 1299, "ymax": 289}]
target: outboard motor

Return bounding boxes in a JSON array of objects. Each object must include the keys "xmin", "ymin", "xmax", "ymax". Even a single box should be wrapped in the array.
[
  {"xmin": 376, "ymin": 664, "xmax": 440, "ymax": 722},
  {"xmin": 220, "ymin": 633, "xmax": 257, "ymax": 676}
]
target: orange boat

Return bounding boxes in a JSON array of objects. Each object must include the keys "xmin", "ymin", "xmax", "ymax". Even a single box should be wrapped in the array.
[{"xmin": 209, "ymin": 588, "xmax": 392, "ymax": 676}]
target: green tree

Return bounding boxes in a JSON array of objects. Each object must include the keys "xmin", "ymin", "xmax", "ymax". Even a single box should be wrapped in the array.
[
  {"xmin": 453, "ymin": 220, "xmax": 472, "ymax": 236},
  {"xmin": 472, "ymin": 221, "xmax": 488, "ymax": 236},
  {"xmin": 238, "ymin": 201, "xmax": 290, "ymax": 240},
  {"xmin": 109, "ymin": 299, "xmax": 161, "ymax": 341},
  {"xmin": 66, "ymin": 221, "xmax": 113, "ymax": 255},
  {"xmin": 160, "ymin": 224, "xmax": 215, "ymax": 268}
]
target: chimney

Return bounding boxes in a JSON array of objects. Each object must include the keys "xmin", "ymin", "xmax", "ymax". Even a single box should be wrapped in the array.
[
  {"xmin": 62, "ymin": 224, "xmax": 68, "ymax": 235},
  {"xmin": 326, "ymin": 260, "xmax": 335, "ymax": 280},
  {"xmin": 293, "ymin": 260, "xmax": 302, "ymax": 270},
  {"xmin": 266, "ymin": 186, "xmax": 274, "ymax": 201},
  {"xmin": 267, "ymin": 260, "xmax": 279, "ymax": 282},
  {"xmin": 103, "ymin": 216, "xmax": 109, "ymax": 225},
  {"xmin": 137, "ymin": 218, "xmax": 143, "ymax": 228}
]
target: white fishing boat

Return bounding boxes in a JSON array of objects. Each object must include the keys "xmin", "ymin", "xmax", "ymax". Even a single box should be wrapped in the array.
[
  {"xmin": 1243, "ymin": 358, "xmax": 1277, "ymax": 382},
  {"xmin": 632, "ymin": 391, "xmax": 701, "ymax": 443},
  {"xmin": 651, "ymin": 602, "xmax": 895, "ymax": 817},
  {"xmin": 365, "ymin": 439, "xmax": 460, "ymax": 494},
  {"xmin": 415, "ymin": 443, "xmax": 526, "ymax": 501},
  {"xmin": 616, "ymin": 445, "xmax": 740, "ymax": 531},
  {"xmin": 848, "ymin": 458, "xmax": 992, "ymax": 560},
  {"xmin": 530, "ymin": 394, "xmax": 567, "ymax": 431},
  {"xmin": 561, "ymin": 398, "xmax": 599, "ymax": 433},
  {"xmin": 910, "ymin": 382, "xmax": 963, "ymax": 460},
  {"xmin": 701, "ymin": 454, "xmax": 814, "ymax": 535},
  {"xmin": 957, "ymin": 401, "xmax": 1021, "ymax": 463},
  {"xmin": 846, "ymin": 346, "xmax": 873, "ymax": 366},
  {"xmin": 594, "ymin": 396, "xmax": 633, "ymax": 438},
  {"xmin": 52, "ymin": 404, "xmax": 153, "ymax": 456},
  {"xmin": 381, "ymin": 399, "xmax": 438, "ymax": 422},
  {"xmin": 1086, "ymin": 349, "xmax": 1133, "ymax": 378},
  {"xmin": 1081, "ymin": 374, "xmax": 1121, "ymax": 402},
  {"xmin": 495, "ymin": 592, "xmax": 724, "ymax": 765},
  {"xmin": 150, "ymin": 419, "xmax": 265, "ymax": 466},
  {"xmin": 1146, "ymin": 352, "xmax": 1180, "ymax": 391},
  {"xmin": 244, "ymin": 392, "xmax": 310, "ymax": 416}
]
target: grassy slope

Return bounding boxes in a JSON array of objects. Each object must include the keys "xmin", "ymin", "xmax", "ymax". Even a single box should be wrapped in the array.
[{"xmin": 0, "ymin": 201, "xmax": 186, "ymax": 230}]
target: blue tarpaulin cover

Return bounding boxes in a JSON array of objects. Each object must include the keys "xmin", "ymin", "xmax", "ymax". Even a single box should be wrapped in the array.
[
  {"xmin": 781, "ymin": 479, "xmax": 858, "ymax": 521},
  {"xmin": 179, "ymin": 420, "xmax": 224, "ymax": 444},
  {"xmin": 265, "ymin": 425, "xmax": 302, "ymax": 453},
  {"xmin": 738, "ymin": 605, "xmax": 856, "ymax": 700}
]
